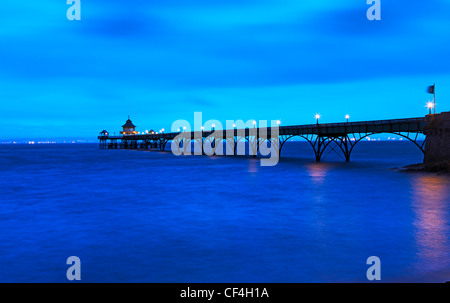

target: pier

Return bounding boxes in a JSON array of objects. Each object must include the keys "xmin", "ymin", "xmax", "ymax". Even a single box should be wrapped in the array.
[{"xmin": 96, "ymin": 114, "xmax": 450, "ymax": 163}]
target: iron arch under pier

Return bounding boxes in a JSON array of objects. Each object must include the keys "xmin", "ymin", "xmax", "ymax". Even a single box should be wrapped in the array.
[{"xmin": 278, "ymin": 131, "xmax": 425, "ymax": 162}]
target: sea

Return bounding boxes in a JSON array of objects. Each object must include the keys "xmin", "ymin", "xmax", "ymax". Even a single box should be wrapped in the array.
[{"xmin": 0, "ymin": 141, "xmax": 449, "ymax": 282}]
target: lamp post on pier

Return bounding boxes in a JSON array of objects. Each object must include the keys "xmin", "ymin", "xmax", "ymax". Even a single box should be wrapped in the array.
[
  {"xmin": 315, "ymin": 114, "xmax": 321, "ymax": 125},
  {"xmin": 427, "ymin": 101, "xmax": 434, "ymax": 115}
]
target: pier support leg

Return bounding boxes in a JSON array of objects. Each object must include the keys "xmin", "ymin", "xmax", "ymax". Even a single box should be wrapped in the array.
[
  {"xmin": 342, "ymin": 136, "xmax": 351, "ymax": 162},
  {"xmin": 313, "ymin": 136, "xmax": 327, "ymax": 162}
]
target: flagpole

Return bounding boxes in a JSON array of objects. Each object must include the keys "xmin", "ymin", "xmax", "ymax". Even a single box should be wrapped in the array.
[{"xmin": 433, "ymin": 83, "xmax": 436, "ymax": 114}]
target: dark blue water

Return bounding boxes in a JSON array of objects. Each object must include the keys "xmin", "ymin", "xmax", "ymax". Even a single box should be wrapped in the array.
[{"xmin": 0, "ymin": 142, "xmax": 449, "ymax": 282}]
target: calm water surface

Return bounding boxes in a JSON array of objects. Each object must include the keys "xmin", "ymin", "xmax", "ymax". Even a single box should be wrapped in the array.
[{"xmin": 0, "ymin": 142, "xmax": 449, "ymax": 282}]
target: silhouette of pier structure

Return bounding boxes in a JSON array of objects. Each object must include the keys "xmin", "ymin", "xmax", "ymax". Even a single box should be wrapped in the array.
[{"xmin": 99, "ymin": 116, "xmax": 429, "ymax": 162}]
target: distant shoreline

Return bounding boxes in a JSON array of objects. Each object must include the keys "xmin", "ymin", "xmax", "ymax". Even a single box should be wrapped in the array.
[
  {"xmin": 0, "ymin": 141, "xmax": 97, "ymax": 145},
  {"xmin": 0, "ymin": 139, "xmax": 424, "ymax": 145}
]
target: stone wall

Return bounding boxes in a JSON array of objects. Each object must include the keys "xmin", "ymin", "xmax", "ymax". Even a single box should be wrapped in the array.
[{"xmin": 423, "ymin": 111, "xmax": 450, "ymax": 164}]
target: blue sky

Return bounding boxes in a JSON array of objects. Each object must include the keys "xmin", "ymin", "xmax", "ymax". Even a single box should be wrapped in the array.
[{"xmin": 1, "ymin": 0, "xmax": 450, "ymax": 140}]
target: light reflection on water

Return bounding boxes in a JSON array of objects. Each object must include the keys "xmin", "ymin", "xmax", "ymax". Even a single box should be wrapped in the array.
[
  {"xmin": 305, "ymin": 163, "xmax": 331, "ymax": 185},
  {"xmin": 248, "ymin": 158, "xmax": 259, "ymax": 173},
  {"xmin": 411, "ymin": 175, "xmax": 450, "ymax": 276}
]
